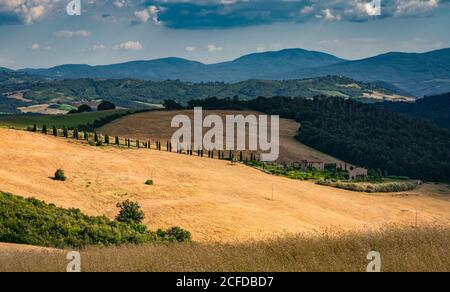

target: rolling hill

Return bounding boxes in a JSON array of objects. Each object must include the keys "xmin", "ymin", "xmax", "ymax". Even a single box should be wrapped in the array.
[
  {"xmin": 12, "ymin": 48, "xmax": 450, "ymax": 97},
  {"xmin": 0, "ymin": 76, "xmax": 413, "ymax": 115},
  {"xmin": 1, "ymin": 128, "xmax": 449, "ymax": 243}
]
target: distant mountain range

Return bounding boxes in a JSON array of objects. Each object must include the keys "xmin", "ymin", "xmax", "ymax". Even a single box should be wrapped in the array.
[{"xmin": 6, "ymin": 48, "xmax": 450, "ymax": 97}]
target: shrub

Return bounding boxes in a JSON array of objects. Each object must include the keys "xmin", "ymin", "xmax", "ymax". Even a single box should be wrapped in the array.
[
  {"xmin": 115, "ymin": 200, "xmax": 145, "ymax": 224},
  {"xmin": 77, "ymin": 104, "xmax": 91, "ymax": 113},
  {"xmin": 0, "ymin": 192, "xmax": 192, "ymax": 249},
  {"xmin": 145, "ymin": 179, "xmax": 153, "ymax": 186},
  {"xmin": 54, "ymin": 169, "xmax": 66, "ymax": 181},
  {"xmin": 156, "ymin": 227, "xmax": 191, "ymax": 243},
  {"xmin": 97, "ymin": 101, "xmax": 116, "ymax": 111}
]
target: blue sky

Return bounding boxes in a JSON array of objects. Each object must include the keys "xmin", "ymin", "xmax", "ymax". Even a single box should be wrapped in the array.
[{"xmin": 0, "ymin": 0, "xmax": 449, "ymax": 69}]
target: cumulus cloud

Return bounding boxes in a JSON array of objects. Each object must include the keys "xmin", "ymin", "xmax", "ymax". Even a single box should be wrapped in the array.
[
  {"xmin": 141, "ymin": 0, "xmax": 448, "ymax": 29},
  {"xmin": 207, "ymin": 44, "xmax": 223, "ymax": 52},
  {"xmin": 113, "ymin": 41, "xmax": 144, "ymax": 51},
  {"xmin": 53, "ymin": 30, "xmax": 91, "ymax": 38},
  {"xmin": 185, "ymin": 46, "xmax": 196, "ymax": 52},
  {"xmin": 93, "ymin": 44, "xmax": 106, "ymax": 51},
  {"xmin": 134, "ymin": 5, "xmax": 163, "ymax": 25},
  {"xmin": 0, "ymin": 0, "xmax": 59, "ymax": 24}
]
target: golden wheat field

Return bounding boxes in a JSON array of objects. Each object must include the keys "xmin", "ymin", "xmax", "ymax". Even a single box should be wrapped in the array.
[
  {"xmin": 0, "ymin": 128, "xmax": 449, "ymax": 244},
  {"xmin": 1, "ymin": 226, "xmax": 449, "ymax": 272}
]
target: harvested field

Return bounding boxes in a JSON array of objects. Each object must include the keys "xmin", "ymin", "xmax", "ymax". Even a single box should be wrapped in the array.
[
  {"xmin": 0, "ymin": 128, "xmax": 449, "ymax": 243},
  {"xmin": 100, "ymin": 110, "xmax": 344, "ymax": 164}
]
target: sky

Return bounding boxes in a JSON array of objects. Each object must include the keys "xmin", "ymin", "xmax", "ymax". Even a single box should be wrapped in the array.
[{"xmin": 0, "ymin": 0, "xmax": 449, "ymax": 69}]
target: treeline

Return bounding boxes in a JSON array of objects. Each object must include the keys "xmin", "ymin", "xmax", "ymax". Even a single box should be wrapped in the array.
[
  {"xmin": 379, "ymin": 92, "xmax": 450, "ymax": 129},
  {"xmin": 187, "ymin": 96, "xmax": 450, "ymax": 182}
]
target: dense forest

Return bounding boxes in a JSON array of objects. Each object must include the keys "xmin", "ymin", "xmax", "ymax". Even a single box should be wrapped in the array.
[
  {"xmin": 187, "ymin": 96, "xmax": 450, "ymax": 182},
  {"xmin": 380, "ymin": 93, "xmax": 450, "ymax": 129}
]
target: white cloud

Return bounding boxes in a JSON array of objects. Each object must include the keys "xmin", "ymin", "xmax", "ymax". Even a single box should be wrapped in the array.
[
  {"xmin": 0, "ymin": 0, "xmax": 58, "ymax": 24},
  {"xmin": 113, "ymin": 41, "xmax": 143, "ymax": 51},
  {"xmin": 134, "ymin": 5, "xmax": 163, "ymax": 25},
  {"xmin": 207, "ymin": 44, "xmax": 223, "ymax": 52},
  {"xmin": 256, "ymin": 44, "xmax": 265, "ymax": 52},
  {"xmin": 185, "ymin": 46, "xmax": 196, "ymax": 52},
  {"xmin": 114, "ymin": 0, "xmax": 126, "ymax": 8},
  {"xmin": 54, "ymin": 30, "xmax": 91, "ymax": 38},
  {"xmin": 93, "ymin": 44, "xmax": 106, "ymax": 51},
  {"xmin": 31, "ymin": 43, "xmax": 40, "ymax": 50}
]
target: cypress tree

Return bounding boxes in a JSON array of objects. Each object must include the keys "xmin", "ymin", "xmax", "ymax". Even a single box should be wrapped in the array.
[
  {"xmin": 63, "ymin": 127, "xmax": 68, "ymax": 138},
  {"xmin": 74, "ymin": 129, "xmax": 79, "ymax": 140},
  {"xmin": 52, "ymin": 125, "xmax": 57, "ymax": 137},
  {"xmin": 84, "ymin": 132, "xmax": 88, "ymax": 141},
  {"xmin": 105, "ymin": 135, "xmax": 110, "ymax": 144},
  {"xmin": 94, "ymin": 132, "xmax": 98, "ymax": 143},
  {"xmin": 240, "ymin": 151, "xmax": 243, "ymax": 161},
  {"xmin": 137, "ymin": 140, "xmax": 140, "ymax": 148},
  {"xmin": 42, "ymin": 125, "xmax": 47, "ymax": 135},
  {"xmin": 115, "ymin": 136, "xmax": 120, "ymax": 146},
  {"xmin": 32, "ymin": 124, "xmax": 37, "ymax": 132}
]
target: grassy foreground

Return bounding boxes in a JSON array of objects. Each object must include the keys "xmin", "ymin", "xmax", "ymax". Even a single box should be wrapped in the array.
[{"xmin": 1, "ymin": 226, "xmax": 449, "ymax": 272}]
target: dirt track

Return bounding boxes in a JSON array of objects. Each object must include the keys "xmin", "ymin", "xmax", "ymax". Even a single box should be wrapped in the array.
[{"xmin": 0, "ymin": 128, "xmax": 449, "ymax": 243}]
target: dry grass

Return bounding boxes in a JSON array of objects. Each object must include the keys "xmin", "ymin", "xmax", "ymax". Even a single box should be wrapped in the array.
[
  {"xmin": 99, "ymin": 109, "xmax": 344, "ymax": 164},
  {"xmin": 1, "ymin": 226, "xmax": 449, "ymax": 272},
  {"xmin": 1, "ymin": 128, "xmax": 450, "ymax": 243}
]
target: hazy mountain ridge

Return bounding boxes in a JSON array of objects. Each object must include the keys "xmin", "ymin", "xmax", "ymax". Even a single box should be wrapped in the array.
[{"xmin": 5, "ymin": 47, "xmax": 450, "ymax": 97}]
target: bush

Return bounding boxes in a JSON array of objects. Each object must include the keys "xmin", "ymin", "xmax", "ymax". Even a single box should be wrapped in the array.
[
  {"xmin": 77, "ymin": 104, "xmax": 91, "ymax": 113},
  {"xmin": 97, "ymin": 101, "xmax": 116, "ymax": 111},
  {"xmin": 54, "ymin": 169, "xmax": 66, "ymax": 181},
  {"xmin": 115, "ymin": 200, "xmax": 145, "ymax": 224},
  {"xmin": 157, "ymin": 227, "xmax": 191, "ymax": 243},
  {"xmin": 0, "ymin": 192, "xmax": 191, "ymax": 248},
  {"xmin": 317, "ymin": 180, "xmax": 419, "ymax": 193},
  {"xmin": 145, "ymin": 179, "xmax": 153, "ymax": 186}
]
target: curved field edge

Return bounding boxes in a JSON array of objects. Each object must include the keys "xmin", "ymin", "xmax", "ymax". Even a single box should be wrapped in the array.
[{"xmin": 1, "ymin": 226, "xmax": 449, "ymax": 272}]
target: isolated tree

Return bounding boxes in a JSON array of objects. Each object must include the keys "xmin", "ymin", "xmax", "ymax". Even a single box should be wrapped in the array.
[
  {"xmin": 97, "ymin": 101, "xmax": 116, "ymax": 111},
  {"xmin": 63, "ymin": 127, "xmax": 68, "ymax": 138},
  {"xmin": 115, "ymin": 136, "xmax": 120, "ymax": 146},
  {"xmin": 115, "ymin": 200, "xmax": 145, "ymax": 224},
  {"xmin": 105, "ymin": 135, "xmax": 110, "ymax": 144},
  {"xmin": 32, "ymin": 124, "xmax": 37, "ymax": 132},
  {"xmin": 42, "ymin": 125, "xmax": 47, "ymax": 135},
  {"xmin": 77, "ymin": 104, "xmax": 91, "ymax": 113},
  {"xmin": 74, "ymin": 129, "xmax": 79, "ymax": 140},
  {"xmin": 54, "ymin": 169, "xmax": 66, "ymax": 181},
  {"xmin": 52, "ymin": 125, "xmax": 57, "ymax": 136},
  {"xmin": 84, "ymin": 132, "xmax": 89, "ymax": 141},
  {"xmin": 163, "ymin": 99, "xmax": 183, "ymax": 110},
  {"xmin": 94, "ymin": 132, "xmax": 98, "ymax": 143}
]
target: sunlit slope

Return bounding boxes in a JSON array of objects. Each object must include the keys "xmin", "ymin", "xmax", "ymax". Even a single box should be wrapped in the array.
[{"xmin": 0, "ymin": 128, "xmax": 449, "ymax": 243}]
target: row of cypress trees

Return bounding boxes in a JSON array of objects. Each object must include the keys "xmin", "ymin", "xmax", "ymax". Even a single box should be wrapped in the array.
[{"xmin": 33, "ymin": 124, "xmax": 260, "ymax": 162}]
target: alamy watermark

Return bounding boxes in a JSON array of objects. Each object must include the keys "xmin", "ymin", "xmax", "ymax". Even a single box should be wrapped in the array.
[
  {"xmin": 66, "ymin": 0, "xmax": 81, "ymax": 16},
  {"xmin": 170, "ymin": 107, "xmax": 280, "ymax": 162},
  {"xmin": 367, "ymin": 0, "xmax": 382, "ymax": 16}
]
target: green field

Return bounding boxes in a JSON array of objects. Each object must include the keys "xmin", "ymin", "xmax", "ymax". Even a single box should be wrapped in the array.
[{"xmin": 0, "ymin": 110, "xmax": 129, "ymax": 129}]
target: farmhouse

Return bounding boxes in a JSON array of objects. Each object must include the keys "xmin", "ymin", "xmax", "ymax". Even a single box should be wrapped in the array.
[
  {"xmin": 293, "ymin": 160, "xmax": 325, "ymax": 171},
  {"xmin": 348, "ymin": 167, "xmax": 368, "ymax": 180}
]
